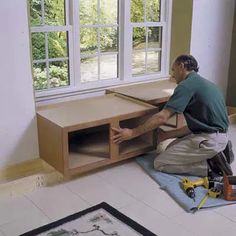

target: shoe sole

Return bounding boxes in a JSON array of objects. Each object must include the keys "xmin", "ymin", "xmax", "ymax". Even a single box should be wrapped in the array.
[
  {"xmin": 214, "ymin": 152, "xmax": 233, "ymax": 176},
  {"xmin": 224, "ymin": 140, "xmax": 234, "ymax": 164}
]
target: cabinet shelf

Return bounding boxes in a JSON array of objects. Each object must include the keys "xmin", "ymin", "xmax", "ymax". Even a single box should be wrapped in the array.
[
  {"xmin": 69, "ymin": 153, "xmax": 108, "ymax": 169},
  {"xmin": 120, "ymin": 137, "xmax": 154, "ymax": 156}
]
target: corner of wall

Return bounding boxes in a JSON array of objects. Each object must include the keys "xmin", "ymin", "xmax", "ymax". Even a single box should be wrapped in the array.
[
  {"xmin": 226, "ymin": 4, "xmax": 236, "ymax": 106},
  {"xmin": 169, "ymin": 0, "xmax": 193, "ymax": 71}
]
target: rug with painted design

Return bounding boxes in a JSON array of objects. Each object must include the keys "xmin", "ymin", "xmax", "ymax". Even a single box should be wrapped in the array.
[{"xmin": 20, "ymin": 202, "xmax": 156, "ymax": 236}]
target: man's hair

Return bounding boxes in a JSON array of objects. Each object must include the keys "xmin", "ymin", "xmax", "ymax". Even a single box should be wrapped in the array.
[{"xmin": 175, "ymin": 55, "xmax": 199, "ymax": 72}]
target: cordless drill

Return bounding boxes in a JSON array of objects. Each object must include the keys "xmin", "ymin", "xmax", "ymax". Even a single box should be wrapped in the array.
[{"xmin": 181, "ymin": 177, "xmax": 209, "ymax": 201}]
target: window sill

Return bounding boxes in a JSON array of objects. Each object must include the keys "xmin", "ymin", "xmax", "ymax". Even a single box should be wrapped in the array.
[{"xmin": 35, "ymin": 74, "xmax": 171, "ymax": 107}]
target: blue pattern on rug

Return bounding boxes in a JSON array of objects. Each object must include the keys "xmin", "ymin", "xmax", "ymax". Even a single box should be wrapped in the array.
[{"xmin": 136, "ymin": 152, "xmax": 236, "ymax": 213}]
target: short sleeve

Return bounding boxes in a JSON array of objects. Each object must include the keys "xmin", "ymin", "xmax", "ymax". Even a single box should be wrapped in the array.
[{"xmin": 164, "ymin": 84, "xmax": 193, "ymax": 113}]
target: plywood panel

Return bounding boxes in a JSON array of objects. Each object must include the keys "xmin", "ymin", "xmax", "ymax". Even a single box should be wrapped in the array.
[
  {"xmin": 68, "ymin": 153, "xmax": 108, "ymax": 169},
  {"xmin": 107, "ymin": 80, "xmax": 186, "ymax": 129},
  {"xmin": 37, "ymin": 94, "xmax": 155, "ymax": 128},
  {"xmin": 119, "ymin": 138, "xmax": 152, "ymax": 155},
  {"xmin": 106, "ymin": 79, "xmax": 177, "ymax": 104},
  {"xmin": 37, "ymin": 115, "xmax": 64, "ymax": 173}
]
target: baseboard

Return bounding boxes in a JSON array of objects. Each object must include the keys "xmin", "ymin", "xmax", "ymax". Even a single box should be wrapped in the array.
[
  {"xmin": 229, "ymin": 113, "xmax": 236, "ymax": 124},
  {"xmin": 227, "ymin": 106, "xmax": 236, "ymax": 115},
  {"xmin": 0, "ymin": 158, "xmax": 57, "ymax": 183},
  {"xmin": 227, "ymin": 106, "xmax": 236, "ymax": 124},
  {"xmin": 0, "ymin": 158, "xmax": 63, "ymax": 199}
]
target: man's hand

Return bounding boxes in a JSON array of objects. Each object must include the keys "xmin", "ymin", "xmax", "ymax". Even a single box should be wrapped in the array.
[{"xmin": 111, "ymin": 127, "xmax": 133, "ymax": 144}]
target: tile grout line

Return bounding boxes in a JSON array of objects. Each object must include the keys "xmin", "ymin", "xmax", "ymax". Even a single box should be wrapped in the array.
[
  {"xmin": 213, "ymin": 210, "xmax": 236, "ymax": 224},
  {"xmin": 23, "ymin": 193, "xmax": 52, "ymax": 221},
  {"xmin": 65, "ymin": 178, "xmax": 138, "ymax": 210},
  {"xmin": 64, "ymin": 184, "xmax": 93, "ymax": 207},
  {"xmin": 65, "ymin": 171, "xmax": 140, "ymax": 205}
]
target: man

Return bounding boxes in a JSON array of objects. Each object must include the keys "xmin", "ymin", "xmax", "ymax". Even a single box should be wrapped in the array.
[{"xmin": 112, "ymin": 55, "xmax": 233, "ymax": 177}]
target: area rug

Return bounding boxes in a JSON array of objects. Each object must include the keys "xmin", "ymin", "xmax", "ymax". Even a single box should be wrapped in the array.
[
  {"xmin": 136, "ymin": 152, "xmax": 236, "ymax": 213},
  {"xmin": 20, "ymin": 202, "xmax": 156, "ymax": 236}
]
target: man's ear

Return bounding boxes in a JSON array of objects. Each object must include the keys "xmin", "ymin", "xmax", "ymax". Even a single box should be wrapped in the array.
[{"xmin": 179, "ymin": 62, "xmax": 185, "ymax": 69}]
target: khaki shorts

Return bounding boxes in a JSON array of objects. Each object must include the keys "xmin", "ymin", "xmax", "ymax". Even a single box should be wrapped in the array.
[{"xmin": 154, "ymin": 132, "xmax": 228, "ymax": 177}]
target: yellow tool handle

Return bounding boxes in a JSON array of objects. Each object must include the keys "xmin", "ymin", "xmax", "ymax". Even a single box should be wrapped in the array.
[{"xmin": 192, "ymin": 177, "xmax": 209, "ymax": 188}]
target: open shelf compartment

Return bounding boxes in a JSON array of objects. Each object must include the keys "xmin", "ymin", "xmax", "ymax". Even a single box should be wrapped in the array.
[
  {"xmin": 119, "ymin": 115, "xmax": 156, "ymax": 157},
  {"xmin": 68, "ymin": 124, "xmax": 110, "ymax": 169}
]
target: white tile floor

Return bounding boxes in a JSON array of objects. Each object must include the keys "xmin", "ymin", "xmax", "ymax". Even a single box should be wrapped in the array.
[{"xmin": 0, "ymin": 129, "xmax": 236, "ymax": 236}]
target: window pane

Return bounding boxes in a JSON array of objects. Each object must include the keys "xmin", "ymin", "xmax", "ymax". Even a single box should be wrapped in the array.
[
  {"xmin": 147, "ymin": 51, "xmax": 161, "ymax": 73},
  {"xmin": 131, "ymin": 0, "xmax": 144, "ymax": 22},
  {"xmin": 48, "ymin": 32, "xmax": 68, "ymax": 58},
  {"xmin": 148, "ymin": 27, "xmax": 162, "ymax": 49},
  {"xmin": 133, "ymin": 27, "xmax": 145, "ymax": 50},
  {"xmin": 80, "ymin": 28, "xmax": 98, "ymax": 55},
  {"xmin": 100, "ymin": 54, "xmax": 118, "ymax": 80},
  {"xmin": 132, "ymin": 51, "xmax": 145, "ymax": 75},
  {"xmin": 30, "ymin": 0, "xmax": 42, "ymax": 26},
  {"xmin": 100, "ymin": 27, "xmax": 118, "ymax": 53},
  {"xmin": 44, "ymin": 0, "xmax": 65, "ymax": 25},
  {"xmin": 80, "ymin": 0, "xmax": 98, "ymax": 25},
  {"xmin": 146, "ymin": 0, "xmax": 161, "ymax": 22},
  {"xmin": 33, "ymin": 63, "xmax": 47, "ymax": 90},
  {"xmin": 31, "ymin": 33, "xmax": 46, "ymax": 60},
  {"xmin": 81, "ymin": 57, "xmax": 98, "ymax": 82},
  {"xmin": 100, "ymin": 0, "xmax": 118, "ymax": 24},
  {"xmin": 49, "ymin": 61, "xmax": 69, "ymax": 88}
]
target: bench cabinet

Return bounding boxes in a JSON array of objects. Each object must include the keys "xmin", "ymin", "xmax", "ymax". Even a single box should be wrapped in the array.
[{"xmin": 37, "ymin": 94, "xmax": 158, "ymax": 176}]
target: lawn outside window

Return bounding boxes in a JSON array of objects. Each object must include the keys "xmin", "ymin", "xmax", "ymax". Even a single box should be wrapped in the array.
[{"xmin": 29, "ymin": 0, "xmax": 172, "ymax": 102}]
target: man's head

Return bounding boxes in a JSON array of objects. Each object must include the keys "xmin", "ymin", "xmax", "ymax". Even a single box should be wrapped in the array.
[{"xmin": 171, "ymin": 55, "xmax": 199, "ymax": 84}]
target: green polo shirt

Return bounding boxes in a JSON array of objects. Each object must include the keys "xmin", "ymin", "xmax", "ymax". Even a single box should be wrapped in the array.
[{"xmin": 164, "ymin": 72, "xmax": 229, "ymax": 133}]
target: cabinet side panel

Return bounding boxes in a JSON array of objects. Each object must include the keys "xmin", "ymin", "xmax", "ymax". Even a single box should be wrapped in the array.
[{"xmin": 37, "ymin": 115, "xmax": 64, "ymax": 173}]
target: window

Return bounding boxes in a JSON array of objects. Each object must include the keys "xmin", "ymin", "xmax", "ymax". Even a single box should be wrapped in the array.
[
  {"xmin": 29, "ymin": 0, "xmax": 172, "ymax": 100},
  {"xmin": 131, "ymin": 0, "xmax": 162, "ymax": 75},
  {"xmin": 30, "ymin": 0, "xmax": 71, "ymax": 93}
]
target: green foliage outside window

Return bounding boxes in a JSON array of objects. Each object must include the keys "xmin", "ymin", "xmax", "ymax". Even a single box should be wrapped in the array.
[{"xmin": 33, "ymin": 63, "xmax": 68, "ymax": 90}]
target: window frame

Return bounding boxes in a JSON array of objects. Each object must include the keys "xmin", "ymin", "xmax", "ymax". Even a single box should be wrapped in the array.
[{"xmin": 30, "ymin": 0, "xmax": 172, "ymax": 102}]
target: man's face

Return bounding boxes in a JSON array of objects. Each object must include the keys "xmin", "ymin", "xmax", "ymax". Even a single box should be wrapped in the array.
[{"xmin": 171, "ymin": 62, "xmax": 185, "ymax": 84}]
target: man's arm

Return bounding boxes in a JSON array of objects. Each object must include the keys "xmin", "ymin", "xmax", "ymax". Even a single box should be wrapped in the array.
[
  {"xmin": 157, "ymin": 125, "xmax": 191, "ymax": 142},
  {"xmin": 112, "ymin": 108, "xmax": 174, "ymax": 144}
]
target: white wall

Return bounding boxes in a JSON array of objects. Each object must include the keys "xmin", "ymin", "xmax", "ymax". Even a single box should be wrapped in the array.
[
  {"xmin": 0, "ymin": 0, "xmax": 39, "ymax": 167},
  {"xmin": 190, "ymin": 0, "xmax": 235, "ymax": 97}
]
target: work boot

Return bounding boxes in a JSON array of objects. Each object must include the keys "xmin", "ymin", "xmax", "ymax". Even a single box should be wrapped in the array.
[
  {"xmin": 207, "ymin": 152, "xmax": 233, "ymax": 176},
  {"xmin": 207, "ymin": 168, "xmax": 222, "ymax": 180},
  {"xmin": 223, "ymin": 140, "xmax": 234, "ymax": 164}
]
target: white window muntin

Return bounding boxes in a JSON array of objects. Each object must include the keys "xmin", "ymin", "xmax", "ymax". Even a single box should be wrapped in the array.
[{"xmin": 31, "ymin": 25, "xmax": 74, "ymax": 89}]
